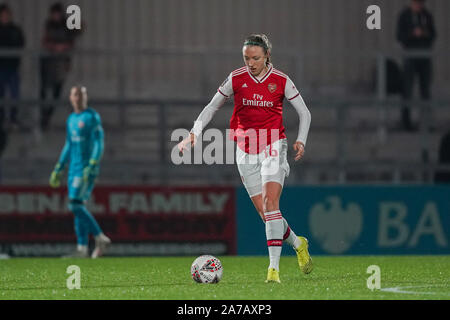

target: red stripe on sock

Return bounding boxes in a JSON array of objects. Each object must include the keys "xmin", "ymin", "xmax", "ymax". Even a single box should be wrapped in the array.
[
  {"xmin": 267, "ymin": 239, "xmax": 283, "ymax": 246},
  {"xmin": 264, "ymin": 211, "xmax": 283, "ymax": 222},
  {"xmin": 265, "ymin": 214, "xmax": 282, "ymax": 219},
  {"xmin": 265, "ymin": 217, "xmax": 282, "ymax": 222},
  {"xmin": 265, "ymin": 218, "xmax": 282, "ymax": 222},
  {"xmin": 265, "ymin": 213, "xmax": 282, "ymax": 218},
  {"xmin": 283, "ymin": 226, "xmax": 291, "ymax": 240}
]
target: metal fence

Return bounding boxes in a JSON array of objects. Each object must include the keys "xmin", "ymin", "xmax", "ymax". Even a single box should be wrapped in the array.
[{"xmin": 0, "ymin": 49, "xmax": 449, "ymax": 185}]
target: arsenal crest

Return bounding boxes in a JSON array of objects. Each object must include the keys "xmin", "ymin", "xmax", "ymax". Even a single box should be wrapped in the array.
[{"xmin": 267, "ymin": 83, "xmax": 277, "ymax": 93}]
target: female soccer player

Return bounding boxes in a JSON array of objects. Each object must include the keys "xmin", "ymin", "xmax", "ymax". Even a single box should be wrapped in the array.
[
  {"xmin": 49, "ymin": 85, "xmax": 111, "ymax": 258},
  {"xmin": 178, "ymin": 34, "xmax": 312, "ymax": 283}
]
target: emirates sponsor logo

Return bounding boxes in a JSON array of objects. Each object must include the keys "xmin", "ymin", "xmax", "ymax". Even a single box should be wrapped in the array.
[{"xmin": 242, "ymin": 98, "xmax": 273, "ymax": 107}]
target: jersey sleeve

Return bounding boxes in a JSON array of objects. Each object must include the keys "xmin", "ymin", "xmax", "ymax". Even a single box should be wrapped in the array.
[
  {"xmin": 190, "ymin": 73, "xmax": 232, "ymax": 137},
  {"xmin": 285, "ymin": 77, "xmax": 311, "ymax": 146},
  {"xmin": 217, "ymin": 72, "xmax": 234, "ymax": 98},
  {"xmin": 190, "ymin": 91, "xmax": 228, "ymax": 137},
  {"xmin": 284, "ymin": 76, "xmax": 300, "ymax": 101},
  {"xmin": 57, "ymin": 118, "xmax": 72, "ymax": 168},
  {"xmin": 89, "ymin": 112, "xmax": 104, "ymax": 163}
]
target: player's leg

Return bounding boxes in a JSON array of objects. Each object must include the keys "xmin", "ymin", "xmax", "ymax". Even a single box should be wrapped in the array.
[
  {"xmin": 67, "ymin": 176, "xmax": 110, "ymax": 258},
  {"xmin": 261, "ymin": 139, "xmax": 289, "ymax": 273},
  {"xmin": 261, "ymin": 139, "xmax": 312, "ymax": 275},
  {"xmin": 250, "ymin": 193, "xmax": 301, "ymax": 248},
  {"xmin": 71, "ymin": 198, "xmax": 110, "ymax": 259},
  {"xmin": 249, "ymin": 194, "xmax": 264, "ymax": 221},
  {"xmin": 236, "ymin": 145, "xmax": 281, "ymax": 281},
  {"xmin": 250, "ymin": 181, "xmax": 296, "ymax": 282},
  {"xmin": 62, "ymin": 176, "xmax": 88, "ymax": 257},
  {"xmin": 236, "ymin": 141, "xmax": 268, "ymax": 221},
  {"xmin": 237, "ymin": 145, "xmax": 264, "ymax": 213},
  {"xmin": 74, "ymin": 201, "xmax": 102, "ymax": 238},
  {"xmin": 81, "ymin": 175, "xmax": 111, "ymax": 258},
  {"xmin": 236, "ymin": 140, "xmax": 287, "ymax": 281},
  {"xmin": 261, "ymin": 181, "xmax": 283, "ymax": 277},
  {"xmin": 69, "ymin": 176, "xmax": 102, "ymax": 236},
  {"xmin": 65, "ymin": 199, "xmax": 89, "ymax": 257}
]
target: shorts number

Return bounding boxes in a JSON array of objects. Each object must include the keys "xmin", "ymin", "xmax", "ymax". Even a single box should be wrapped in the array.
[
  {"xmin": 264, "ymin": 145, "xmax": 278, "ymax": 158},
  {"xmin": 72, "ymin": 177, "xmax": 82, "ymax": 188}
]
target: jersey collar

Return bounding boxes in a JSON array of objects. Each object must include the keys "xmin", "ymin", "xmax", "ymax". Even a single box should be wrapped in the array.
[{"xmin": 247, "ymin": 64, "xmax": 273, "ymax": 84}]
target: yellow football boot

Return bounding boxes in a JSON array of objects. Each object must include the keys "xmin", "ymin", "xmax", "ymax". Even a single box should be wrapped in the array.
[
  {"xmin": 265, "ymin": 268, "xmax": 281, "ymax": 283},
  {"xmin": 296, "ymin": 236, "xmax": 313, "ymax": 274}
]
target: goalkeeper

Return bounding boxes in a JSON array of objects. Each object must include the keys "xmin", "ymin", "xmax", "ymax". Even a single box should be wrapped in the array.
[{"xmin": 50, "ymin": 85, "xmax": 111, "ymax": 258}]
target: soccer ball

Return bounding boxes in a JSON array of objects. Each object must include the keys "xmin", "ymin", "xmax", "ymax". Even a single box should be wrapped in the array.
[{"xmin": 190, "ymin": 255, "xmax": 223, "ymax": 284}]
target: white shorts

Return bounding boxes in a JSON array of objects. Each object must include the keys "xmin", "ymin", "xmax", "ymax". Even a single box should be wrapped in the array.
[{"xmin": 236, "ymin": 138, "xmax": 290, "ymax": 197}]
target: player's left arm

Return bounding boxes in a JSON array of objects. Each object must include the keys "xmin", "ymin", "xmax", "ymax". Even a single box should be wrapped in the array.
[
  {"xmin": 49, "ymin": 121, "xmax": 72, "ymax": 188},
  {"xmin": 285, "ymin": 77, "xmax": 311, "ymax": 161},
  {"xmin": 84, "ymin": 112, "xmax": 104, "ymax": 180}
]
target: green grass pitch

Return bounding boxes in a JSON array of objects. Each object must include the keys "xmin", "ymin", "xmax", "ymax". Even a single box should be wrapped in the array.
[{"xmin": 1, "ymin": 255, "xmax": 449, "ymax": 300}]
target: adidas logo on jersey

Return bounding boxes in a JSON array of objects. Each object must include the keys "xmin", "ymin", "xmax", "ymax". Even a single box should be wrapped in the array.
[{"xmin": 242, "ymin": 83, "xmax": 248, "ymax": 88}]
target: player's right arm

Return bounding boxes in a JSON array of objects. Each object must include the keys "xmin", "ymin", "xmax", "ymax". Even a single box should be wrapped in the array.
[
  {"xmin": 49, "ymin": 119, "xmax": 71, "ymax": 187},
  {"xmin": 178, "ymin": 73, "xmax": 233, "ymax": 153}
]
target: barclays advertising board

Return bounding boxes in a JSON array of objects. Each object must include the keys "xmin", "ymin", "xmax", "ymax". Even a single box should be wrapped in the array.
[{"xmin": 237, "ymin": 186, "xmax": 450, "ymax": 255}]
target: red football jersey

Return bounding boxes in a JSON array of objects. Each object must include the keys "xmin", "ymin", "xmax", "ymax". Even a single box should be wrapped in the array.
[{"xmin": 218, "ymin": 64, "xmax": 300, "ymax": 154}]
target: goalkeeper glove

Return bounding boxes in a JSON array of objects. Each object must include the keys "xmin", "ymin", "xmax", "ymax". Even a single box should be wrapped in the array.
[
  {"xmin": 49, "ymin": 163, "xmax": 63, "ymax": 188},
  {"xmin": 83, "ymin": 159, "xmax": 99, "ymax": 182}
]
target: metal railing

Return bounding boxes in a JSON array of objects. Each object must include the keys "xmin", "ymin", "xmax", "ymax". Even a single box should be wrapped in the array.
[
  {"xmin": 0, "ymin": 49, "xmax": 449, "ymax": 185},
  {"xmin": 1, "ymin": 96, "xmax": 449, "ymax": 185}
]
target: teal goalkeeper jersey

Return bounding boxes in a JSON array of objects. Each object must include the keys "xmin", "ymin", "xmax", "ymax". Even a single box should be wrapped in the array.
[{"xmin": 57, "ymin": 107, "xmax": 104, "ymax": 176}]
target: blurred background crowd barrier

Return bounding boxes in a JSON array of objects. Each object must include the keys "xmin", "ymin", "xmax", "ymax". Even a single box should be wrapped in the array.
[{"xmin": 0, "ymin": 0, "xmax": 449, "ymax": 186}]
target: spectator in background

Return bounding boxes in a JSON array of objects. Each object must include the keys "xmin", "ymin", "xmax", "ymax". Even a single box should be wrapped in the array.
[
  {"xmin": 40, "ymin": 2, "xmax": 81, "ymax": 131},
  {"xmin": 0, "ymin": 4, "xmax": 25, "ymax": 129},
  {"xmin": 396, "ymin": 0, "xmax": 436, "ymax": 131}
]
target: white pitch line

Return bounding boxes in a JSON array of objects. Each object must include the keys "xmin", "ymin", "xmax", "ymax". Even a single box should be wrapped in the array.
[{"xmin": 380, "ymin": 285, "xmax": 450, "ymax": 296}]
